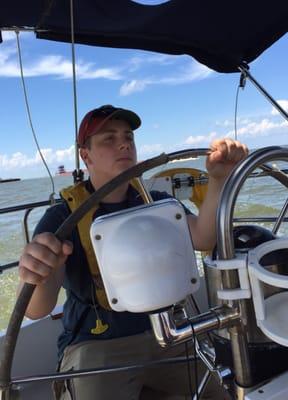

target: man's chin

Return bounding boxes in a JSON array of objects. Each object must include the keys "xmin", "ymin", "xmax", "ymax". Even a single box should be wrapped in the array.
[{"xmin": 116, "ymin": 159, "xmax": 135, "ymax": 170}]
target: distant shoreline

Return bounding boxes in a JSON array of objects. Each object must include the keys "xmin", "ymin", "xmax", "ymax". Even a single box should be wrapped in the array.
[{"xmin": 0, "ymin": 178, "xmax": 21, "ymax": 183}]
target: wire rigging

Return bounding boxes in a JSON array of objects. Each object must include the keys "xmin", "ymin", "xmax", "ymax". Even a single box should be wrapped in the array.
[
  {"xmin": 69, "ymin": 0, "xmax": 80, "ymax": 174},
  {"xmin": 15, "ymin": 31, "xmax": 56, "ymax": 202}
]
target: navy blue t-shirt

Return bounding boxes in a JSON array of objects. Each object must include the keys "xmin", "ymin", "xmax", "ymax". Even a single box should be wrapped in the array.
[{"xmin": 33, "ymin": 182, "xmax": 191, "ymax": 359}]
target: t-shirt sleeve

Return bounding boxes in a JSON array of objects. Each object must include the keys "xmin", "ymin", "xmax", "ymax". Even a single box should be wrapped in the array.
[
  {"xmin": 150, "ymin": 190, "xmax": 194, "ymax": 216},
  {"xmin": 33, "ymin": 202, "xmax": 70, "ymax": 237}
]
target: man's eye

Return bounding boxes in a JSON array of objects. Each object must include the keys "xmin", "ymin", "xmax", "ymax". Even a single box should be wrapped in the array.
[{"xmin": 104, "ymin": 136, "xmax": 113, "ymax": 141}]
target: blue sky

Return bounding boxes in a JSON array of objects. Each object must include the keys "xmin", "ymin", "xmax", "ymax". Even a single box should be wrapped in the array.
[{"xmin": 0, "ymin": 15, "xmax": 288, "ymax": 179}]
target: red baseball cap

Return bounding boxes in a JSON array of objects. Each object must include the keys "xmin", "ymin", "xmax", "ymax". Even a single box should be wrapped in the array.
[{"xmin": 77, "ymin": 104, "xmax": 141, "ymax": 147}]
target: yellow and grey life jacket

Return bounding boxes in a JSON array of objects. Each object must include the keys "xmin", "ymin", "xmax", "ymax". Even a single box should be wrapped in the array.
[{"xmin": 61, "ymin": 181, "xmax": 112, "ymax": 311}]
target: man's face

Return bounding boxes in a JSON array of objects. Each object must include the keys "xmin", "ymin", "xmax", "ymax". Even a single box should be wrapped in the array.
[{"xmin": 80, "ymin": 119, "xmax": 137, "ymax": 182}]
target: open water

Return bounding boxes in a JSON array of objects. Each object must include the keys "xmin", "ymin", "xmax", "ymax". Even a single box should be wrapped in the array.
[{"xmin": 1, "ymin": 158, "xmax": 288, "ymax": 331}]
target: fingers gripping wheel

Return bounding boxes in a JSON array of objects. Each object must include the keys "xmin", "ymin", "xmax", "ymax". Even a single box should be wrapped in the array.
[
  {"xmin": 90, "ymin": 198, "xmax": 200, "ymax": 312},
  {"xmin": 248, "ymin": 238, "xmax": 288, "ymax": 346}
]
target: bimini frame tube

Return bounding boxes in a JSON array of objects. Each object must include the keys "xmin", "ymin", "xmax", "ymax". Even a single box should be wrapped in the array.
[
  {"xmin": 238, "ymin": 64, "xmax": 288, "ymax": 122},
  {"xmin": 216, "ymin": 146, "xmax": 288, "ymax": 387}
]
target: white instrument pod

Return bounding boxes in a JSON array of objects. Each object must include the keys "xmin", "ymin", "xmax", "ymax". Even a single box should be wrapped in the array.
[{"xmin": 90, "ymin": 198, "xmax": 199, "ymax": 312}]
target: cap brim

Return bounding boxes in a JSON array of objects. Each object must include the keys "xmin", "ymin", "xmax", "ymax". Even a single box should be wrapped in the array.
[{"xmin": 110, "ymin": 109, "xmax": 141, "ymax": 130}]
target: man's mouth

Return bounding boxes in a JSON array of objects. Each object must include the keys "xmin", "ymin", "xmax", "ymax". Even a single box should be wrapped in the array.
[{"xmin": 117, "ymin": 157, "xmax": 133, "ymax": 162}]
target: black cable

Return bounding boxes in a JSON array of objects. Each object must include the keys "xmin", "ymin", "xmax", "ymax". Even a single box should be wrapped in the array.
[
  {"xmin": 234, "ymin": 84, "xmax": 241, "ymax": 141},
  {"xmin": 189, "ymin": 294, "xmax": 201, "ymax": 314},
  {"xmin": 189, "ymin": 294, "xmax": 215, "ymax": 350},
  {"xmin": 234, "ymin": 71, "xmax": 246, "ymax": 141}
]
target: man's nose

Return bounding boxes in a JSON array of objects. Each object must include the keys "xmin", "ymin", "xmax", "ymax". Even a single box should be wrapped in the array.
[{"xmin": 119, "ymin": 140, "xmax": 131, "ymax": 150}]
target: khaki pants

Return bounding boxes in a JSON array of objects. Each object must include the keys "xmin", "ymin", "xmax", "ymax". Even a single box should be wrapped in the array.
[{"xmin": 53, "ymin": 331, "xmax": 227, "ymax": 400}]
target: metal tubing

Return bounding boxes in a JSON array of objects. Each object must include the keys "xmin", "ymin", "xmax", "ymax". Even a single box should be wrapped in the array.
[
  {"xmin": 167, "ymin": 148, "xmax": 209, "ymax": 161},
  {"xmin": 234, "ymin": 216, "xmax": 288, "ymax": 223},
  {"xmin": 1, "ymin": 28, "xmax": 48, "ymax": 32},
  {"xmin": 216, "ymin": 146, "xmax": 288, "ymax": 387},
  {"xmin": 0, "ymin": 199, "xmax": 61, "ymax": 215},
  {"xmin": 272, "ymin": 196, "xmax": 288, "ymax": 234},
  {"xmin": 150, "ymin": 305, "xmax": 240, "ymax": 348},
  {"xmin": 188, "ymin": 307, "xmax": 240, "ymax": 336},
  {"xmin": 0, "ymin": 262, "xmax": 18, "ymax": 274},
  {"xmin": 193, "ymin": 336, "xmax": 233, "ymax": 386},
  {"xmin": 217, "ymin": 146, "xmax": 288, "ymax": 258},
  {"xmin": 150, "ymin": 307, "xmax": 194, "ymax": 347},
  {"xmin": 259, "ymin": 163, "xmax": 288, "ymax": 188},
  {"xmin": 192, "ymin": 370, "xmax": 211, "ymax": 400},
  {"xmin": 11, "ymin": 356, "xmax": 197, "ymax": 385},
  {"xmin": 0, "ymin": 387, "xmax": 19, "ymax": 400}
]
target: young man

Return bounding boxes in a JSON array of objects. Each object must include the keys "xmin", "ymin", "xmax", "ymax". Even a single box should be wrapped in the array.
[{"xmin": 18, "ymin": 105, "xmax": 248, "ymax": 399}]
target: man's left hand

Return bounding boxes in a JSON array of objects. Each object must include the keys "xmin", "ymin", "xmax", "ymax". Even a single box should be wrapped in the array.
[{"xmin": 206, "ymin": 138, "xmax": 248, "ymax": 180}]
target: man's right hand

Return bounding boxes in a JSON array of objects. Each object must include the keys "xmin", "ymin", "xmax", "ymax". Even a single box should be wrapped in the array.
[{"xmin": 19, "ymin": 232, "xmax": 73, "ymax": 285}]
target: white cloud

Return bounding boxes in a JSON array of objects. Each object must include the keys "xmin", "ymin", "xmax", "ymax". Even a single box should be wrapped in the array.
[
  {"xmin": 227, "ymin": 118, "xmax": 288, "ymax": 138},
  {"xmin": 0, "ymin": 45, "xmax": 20, "ymax": 76},
  {"xmin": 221, "ymin": 119, "xmax": 232, "ymax": 127},
  {"xmin": 119, "ymin": 60, "xmax": 213, "ymax": 95},
  {"xmin": 127, "ymin": 53, "xmax": 174, "ymax": 72},
  {"xmin": 120, "ymin": 79, "xmax": 152, "ymax": 95},
  {"xmin": 0, "ymin": 143, "xmax": 168, "ymax": 174},
  {"xmin": 55, "ymin": 147, "xmax": 75, "ymax": 161},
  {"xmin": 2, "ymin": 114, "xmax": 286, "ymax": 177},
  {"xmin": 182, "ymin": 115, "xmax": 288, "ymax": 148},
  {"xmin": 0, "ymin": 34, "xmax": 122, "ymax": 79},
  {"xmin": 271, "ymin": 100, "xmax": 288, "ymax": 116},
  {"xmin": 34, "ymin": 146, "xmax": 75, "ymax": 163},
  {"xmin": 0, "ymin": 37, "xmax": 213, "ymax": 95},
  {"xmin": 1, "ymin": 31, "xmax": 17, "ymax": 42},
  {"xmin": 216, "ymin": 117, "xmax": 253, "ymax": 128},
  {"xmin": 27, "ymin": 55, "xmax": 122, "ymax": 80},
  {"xmin": 0, "ymin": 47, "xmax": 122, "ymax": 79},
  {"xmin": 173, "ymin": 62, "xmax": 212, "ymax": 82},
  {"xmin": 213, "ymin": 113, "xmax": 288, "ymax": 141},
  {"xmin": 184, "ymin": 131, "xmax": 217, "ymax": 145},
  {"xmin": 0, "ymin": 146, "xmax": 75, "ymax": 170},
  {"xmin": 1, "ymin": 31, "xmax": 33, "ymax": 42},
  {"xmin": 239, "ymin": 118, "xmax": 253, "ymax": 125},
  {"xmin": 138, "ymin": 143, "xmax": 164, "ymax": 156}
]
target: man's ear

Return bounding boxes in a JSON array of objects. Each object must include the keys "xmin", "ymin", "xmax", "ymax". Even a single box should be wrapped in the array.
[{"xmin": 80, "ymin": 147, "xmax": 90, "ymax": 167}]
